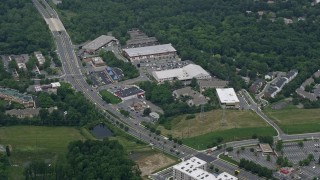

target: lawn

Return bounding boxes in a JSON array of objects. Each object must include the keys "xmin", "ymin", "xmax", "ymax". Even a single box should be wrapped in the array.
[
  {"xmin": 100, "ymin": 90, "xmax": 122, "ymax": 104},
  {"xmin": 0, "ymin": 126, "xmax": 86, "ymax": 179},
  {"xmin": 157, "ymin": 110, "xmax": 277, "ymax": 150},
  {"xmin": 158, "ymin": 110, "xmax": 272, "ymax": 138},
  {"xmin": 265, "ymin": 107, "xmax": 320, "ymax": 134}
]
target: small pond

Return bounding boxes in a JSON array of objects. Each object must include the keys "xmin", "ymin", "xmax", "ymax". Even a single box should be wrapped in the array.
[{"xmin": 91, "ymin": 124, "xmax": 113, "ymax": 139}]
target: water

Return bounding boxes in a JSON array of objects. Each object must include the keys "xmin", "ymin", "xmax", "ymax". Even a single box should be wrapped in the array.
[{"xmin": 91, "ymin": 124, "xmax": 113, "ymax": 139}]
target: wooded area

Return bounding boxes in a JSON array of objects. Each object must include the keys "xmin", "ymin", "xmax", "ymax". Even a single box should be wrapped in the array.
[
  {"xmin": 0, "ymin": 0, "xmax": 53, "ymax": 54},
  {"xmin": 57, "ymin": 0, "xmax": 320, "ymax": 91}
]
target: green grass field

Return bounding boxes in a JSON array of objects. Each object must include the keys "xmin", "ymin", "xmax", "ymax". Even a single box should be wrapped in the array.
[
  {"xmin": 0, "ymin": 126, "xmax": 86, "ymax": 179},
  {"xmin": 157, "ymin": 110, "xmax": 277, "ymax": 150},
  {"xmin": 100, "ymin": 90, "xmax": 122, "ymax": 104},
  {"xmin": 265, "ymin": 107, "xmax": 320, "ymax": 134},
  {"xmin": 183, "ymin": 127, "xmax": 276, "ymax": 150}
]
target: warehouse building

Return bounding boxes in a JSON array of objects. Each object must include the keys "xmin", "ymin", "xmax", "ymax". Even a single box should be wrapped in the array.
[
  {"xmin": 0, "ymin": 88, "xmax": 34, "ymax": 108},
  {"xmin": 152, "ymin": 64, "xmax": 211, "ymax": 83},
  {"xmin": 82, "ymin": 35, "xmax": 116, "ymax": 54},
  {"xmin": 216, "ymin": 88, "xmax": 240, "ymax": 108},
  {"xmin": 122, "ymin": 44, "xmax": 177, "ymax": 62}
]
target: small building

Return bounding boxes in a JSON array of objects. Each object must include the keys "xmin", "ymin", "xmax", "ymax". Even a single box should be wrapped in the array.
[
  {"xmin": 216, "ymin": 88, "xmax": 240, "ymax": 108},
  {"xmin": 257, "ymin": 143, "xmax": 274, "ymax": 155},
  {"xmin": 91, "ymin": 57, "xmax": 105, "ymax": 67},
  {"xmin": 0, "ymin": 88, "xmax": 34, "ymax": 107},
  {"xmin": 264, "ymin": 86, "xmax": 279, "ymax": 98},
  {"xmin": 173, "ymin": 87, "xmax": 208, "ymax": 107},
  {"xmin": 34, "ymin": 51, "xmax": 45, "ymax": 66},
  {"xmin": 197, "ymin": 79, "xmax": 228, "ymax": 91},
  {"xmin": 123, "ymin": 44, "xmax": 177, "ymax": 62},
  {"xmin": 153, "ymin": 64, "xmax": 211, "ymax": 83},
  {"xmin": 249, "ymin": 79, "xmax": 264, "ymax": 94},
  {"xmin": 285, "ymin": 69, "xmax": 298, "ymax": 82},
  {"xmin": 114, "ymin": 86, "xmax": 145, "ymax": 101},
  {"xmin": 9, "ymin": 54, "xmax": 29, "ymax": 70},
  {"xmin": 149, "ymin": 112, "xmax": 160, "ymax": 120},
  {"xmin": 82, "ymin": 35, "xmax": 116, "ymax": 54}
]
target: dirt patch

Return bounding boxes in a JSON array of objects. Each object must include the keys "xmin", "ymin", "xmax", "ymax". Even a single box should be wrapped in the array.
[{"xmin": 135, "ymin": 153, "xmax": 176, "ymax": 176}]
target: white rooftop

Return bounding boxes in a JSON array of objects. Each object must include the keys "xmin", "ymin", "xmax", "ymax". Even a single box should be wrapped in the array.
[
  {"xmin": 153, "ymin": 64, "xmax": 210, "ymax": 81},
  {"xmin": 83, "ymin": 35, "xmax": 115, "ymax": 51},
  {"xmin": 216, "ymin": 172, "xmax": 238, "ymax": 180},
  {"xmin": 173, "ymin": 157, "xmax": 215, "ymax": 180},
  {"xmin": 51, "ymin": 82, "xmax": 61, "ymax": 88},
  {"xmin": 123, "ymin": 44, "xmax": 176, "ymax": 57},
  {"xmin": 216, "ymin": 88, "xmax": 239, "ymax": 104}
]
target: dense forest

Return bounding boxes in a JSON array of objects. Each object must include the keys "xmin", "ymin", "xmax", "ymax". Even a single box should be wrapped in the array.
[
  {"xmin": 0, "ymin": 0, "xmax": 53, "ymax": 54},
  {"xmin": 24, "ymin": 140, "xmax": 141, "ymax": 179},
  {"xmin": 57, "ymin": 0, "xmax": 320, "ymax": 91}
]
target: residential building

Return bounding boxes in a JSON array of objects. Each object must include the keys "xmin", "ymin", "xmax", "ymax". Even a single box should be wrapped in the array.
[
  {"xmin": 173, "ymin": 87, "xmax": 208, "ymax": 107},
  {"xmin": 284, "ymin": 69, "xmax": 298, "ymax": 82},
  {"xmin": 82, "ymin": 35, "xmax": 116, "ymax": 54},
  {"xmin": 249, "ymin": 79, "xmax": 264, "ymax": 94},
  {"xmin": 0, "ymin": 88, "xmax": 34, "ymax": 107},
  {"xmin": 5, "ymin": 107, "xmax": 56, "ymax": 118},
  {"xmin": 153, "ymin": 64, "xmax": 211, "ymax": 83},
  {"xmin": 123, "ymin": 44, "xmax": 177, "ymax": 62},
  {"xmin": 264, "ymin": 86, "xmax": 279, "ymax": 98},
  {"xmin": 265, "ymin": 72, "xmax": 275, "ymax": 80},
  {"xmin": 9, "ymin": 54, "xmax": 29, "ymax": 70},
  {"xmin": 34, "ymin": 51, "xmax": 45, "ymax": 66},
  {"xmin": 114, "ymin": 86, "xmax": 145, "ymax": 101},
  {"xmin": 216, "ymin": 88, "xmax": 240, "ymax": 108}
]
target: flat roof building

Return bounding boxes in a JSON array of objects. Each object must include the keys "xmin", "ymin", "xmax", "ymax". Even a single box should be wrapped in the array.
[
  {"xmin": 34, "ymin": 51, "xmax": 45, "ymax": 66},
  {"xmin": 91, "ymin": 57, "xmax": 105, "ymax": 67},
  {"xmin": 114, "ymin": 86, "xmax": 145, "ymax": 101},
  {"xmin": 173, "ymin": 87, "xmax": 208, "ymax": 107},
  {"xmin": 153, "ymin": 64, "xmax": 211, "ymax": 83},
  {"xmin": 83, "ymin": 35, "xmax": 116, "ymax": 53},
  {"xmin": 0, "ymin": 88, "xmax": 34, "ymax": 108},
  {"xmin": 173, "ymin": 157, "xmax": 237, "ymax": 180},
  {"xmin": 198, "ymin": 79, "xmax": 228, "ymax": 91},
  {"xmin": 123, "ymin": 44, "xmax": 177, "ymax": 62},
  {"xmin": 257, "ymin": 143, "xmax": 274, "ymax": 155},
  {"xmin": 216, "ymin": 88, "xmax": 240, "ymax": 108}
]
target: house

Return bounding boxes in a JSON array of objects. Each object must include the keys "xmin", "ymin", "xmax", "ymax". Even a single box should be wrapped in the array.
[
  {"xmin": 249, "ymin": 79, "xmax": 264, "ymax": 94},
  {"xmin": 173, "ymin": 87, "xmax": 208, "ymax": 107},
  {"xmin": 264, "ymin": 86, "xmax": 279, "ymax": 98},
  {"xmin": 284, "ymin": 69, "xmax": 298, "ymax": 82}
]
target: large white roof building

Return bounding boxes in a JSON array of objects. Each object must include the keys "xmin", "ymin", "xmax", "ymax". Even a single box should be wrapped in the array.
[
  {"xmin": 152, "ymin": 64, "xmax": 211, "ymax": 83},
  {"xmin": 123, "ymin": 44, "xmax": 177, "ymax": 61},
  {"xmin": 216, "ymin": 88, "xmax": 240, "ymax": 108},
  {"xmin": 173, "ymin": 157, "xmax": 238, "ymax": 180}
]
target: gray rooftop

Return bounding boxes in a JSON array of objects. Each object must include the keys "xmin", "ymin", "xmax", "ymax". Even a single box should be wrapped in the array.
[
  {"xmin": 83, "ymin": 35, "xmax": 116, "ymax": 51},
  {"xmin": 123, "ymin": 44, "xmax": 176, "ymax": 57},
  {"xmin": 198, "ymin": 79, "xmax": 228, "ymax": 88},
  {"xmin": 275, "ymin": 77, "xmax": 287, "ymax": 88},
  {"xmin": 285, "ymin": 69, "xmax": 298, "ymax": 79}
]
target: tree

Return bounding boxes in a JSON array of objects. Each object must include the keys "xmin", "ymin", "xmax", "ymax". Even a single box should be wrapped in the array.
[
  {"xmin": 143, "ymin": 108, "xmax": 151, "ymax": 116},
  {"xmin": 276, "ymin": 140, "xmax": 283, "ymax": 151},
  {"xmin": 190, "ymin": 78, "xmax": 198, "ymax": 88},
  {"xmin": 266, "ymin": 155, "xmax": 271, "ymax": 162},
  {"xmin": 5, "ymin": 145, "xmax": 10, "ymax": 157},
  {"xmin": 258, "ymin": 136, "xmax": 273, "ymax": 146},
  {"xmin": 298, "ymin": 141, "xmax": 304, "ymax": 148}
]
